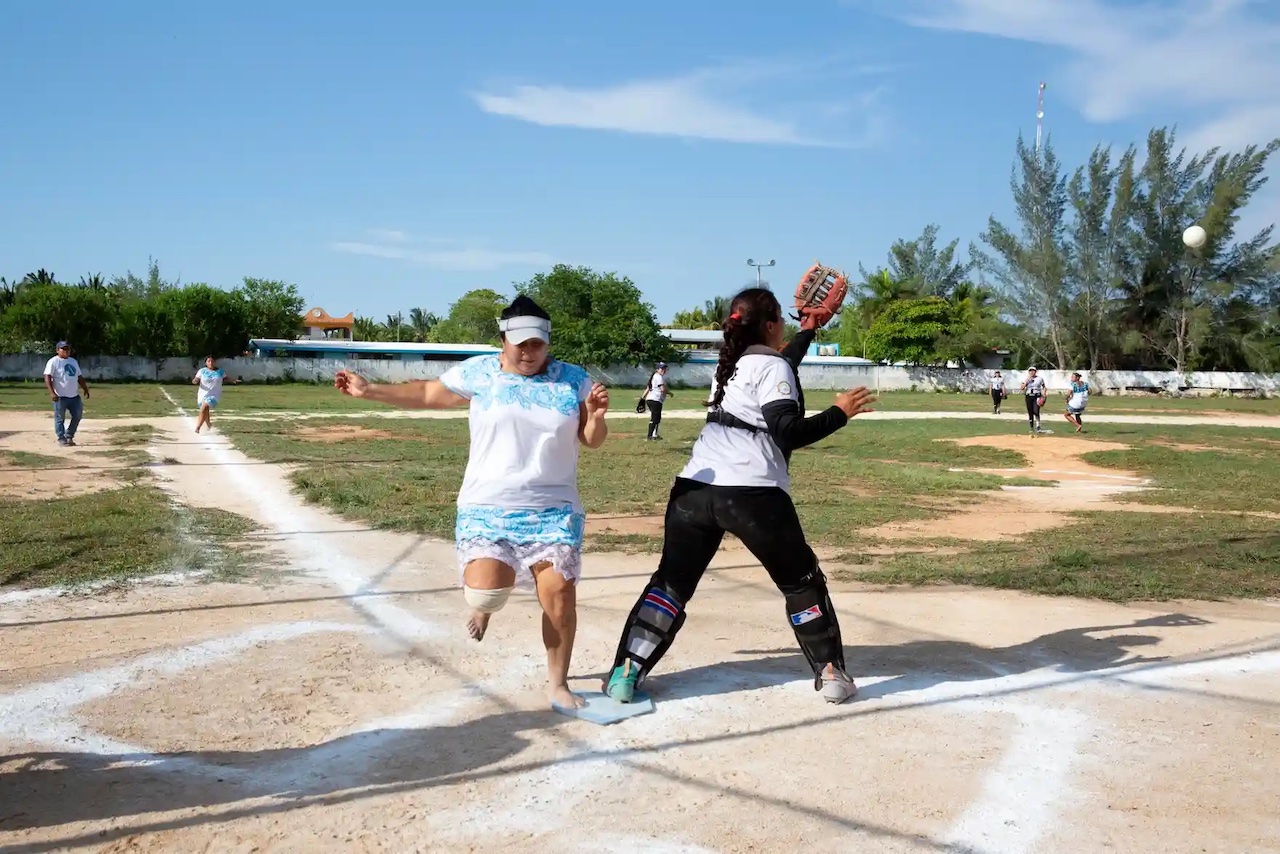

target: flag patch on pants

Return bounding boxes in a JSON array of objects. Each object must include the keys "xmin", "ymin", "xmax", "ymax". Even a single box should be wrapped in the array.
[{"xmin": 790, "ymin": 605, "xmax": 822, "ymax": 626}]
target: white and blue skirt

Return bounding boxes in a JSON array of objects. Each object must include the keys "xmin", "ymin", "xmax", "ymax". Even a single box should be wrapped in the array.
[{"xmin": 455, "ymin": 503, "xmax": 587, "ymax": 588}]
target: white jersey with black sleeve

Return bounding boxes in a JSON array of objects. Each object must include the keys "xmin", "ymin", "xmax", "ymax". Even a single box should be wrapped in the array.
[{"xmin": 681, "ymin": 352, "xmax": 847, "ymax": 493}]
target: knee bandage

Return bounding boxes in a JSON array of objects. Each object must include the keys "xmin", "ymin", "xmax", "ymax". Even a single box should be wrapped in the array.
[
  {"xmin": 784, "ymin": 567, "xmax": 845, "ymax": 686},
  {"xmin": 463, "ymin": 585, "xmax": 514, "ymax": 614}
]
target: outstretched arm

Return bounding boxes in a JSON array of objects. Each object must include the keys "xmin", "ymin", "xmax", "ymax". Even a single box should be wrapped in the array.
[
  {"xmin": 762, "ymin": 387, "xmax": 875, "ymax": 451},
  {"xmin": 334, "ymin": 370, "xmax": 468, "ymax": 409}
]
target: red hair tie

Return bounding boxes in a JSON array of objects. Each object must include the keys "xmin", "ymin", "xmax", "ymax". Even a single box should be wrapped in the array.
[{"xmin": 728, "ymin": 312, "xmax": 741, "ymax": 321}]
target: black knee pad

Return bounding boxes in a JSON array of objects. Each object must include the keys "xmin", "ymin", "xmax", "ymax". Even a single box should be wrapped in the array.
[
  {"xmin": 611, "ymin": 582, "xmax": 688, "ymax": 684},
  {"xmin": 784, "ymin": 568, "xmax": 845, "ymax": 687}
]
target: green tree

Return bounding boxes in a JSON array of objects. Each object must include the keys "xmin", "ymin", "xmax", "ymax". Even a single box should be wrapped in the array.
[
  {"xmin": 671, "ymin": 296, "xmax": 733, "ymax": 331},
  {"xmin": 111, "ymin": 299, "xmax": 177, "ymax": 361},
  {"xmin": 1065, "ymin": 144, "xmax": 1137, "ymax": 370},
  {"xmin": 862, "ymin": 296, "xmax": 957, "ymax": 366},
  {"xmin": 516, "ymin": 264, "xmax": 675, "ymax": 366},
  {"xmin": 429, "ymin": 288, "xmax": 508, "ymax": 345},
  {"xmin": 159, "ymin": 284, "xmax": 249, "ymax": 357},
  {"xmin": 408, "ymin": 307, "xmax": 439, "ymax": 342},
  {"xmin": 239, "ymin": 278, "xmax": 305, "ymax": 340},
  {"xmin": 353, "ymin": 316, "xmax": 384, "ymax": 341},
  {"xmin": 882, "ymin": 223, "xmax": 974, "ymax": 297},
  {"xmin": 22, "ymin": 269, "xmax": 58, "ymax": 287},
  {"xmin": 1, "ymin": 283, "xmax": 118, "ymax": 354},
  {"xmin": 937, "ymin": 281, "xmax": 1013, "ymax": 365},
  {"xmin": 1119, "ymin": 128, "xmax": 1279, "ymax": 372},
  {"xmin": 974, "ymin": 134, "xmax": 1073, "ymax": 369}
]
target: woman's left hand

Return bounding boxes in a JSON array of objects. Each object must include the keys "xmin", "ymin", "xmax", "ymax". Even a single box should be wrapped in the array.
[{"xmin": 585, "ymin": 382, "xmax": 610, "ymax": 415}]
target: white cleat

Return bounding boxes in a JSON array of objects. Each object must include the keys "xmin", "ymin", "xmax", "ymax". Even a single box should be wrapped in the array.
[{"xmin": 820, "ymin": 664, "xmax": 857, "ymax": 704}]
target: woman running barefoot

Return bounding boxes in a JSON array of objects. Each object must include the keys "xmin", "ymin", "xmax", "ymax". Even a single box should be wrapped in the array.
[
  {"xmin": 1064, "ymin": 372, "xmax": 1090, "ymax": 433},
  {"xmin": 193, "ymin": 356, "xmax": 240, "ymax": 433},
  {"xmin": 602, "ymin": 287, "xmax": 875, "ymax": 706},
  {"xmin": 334, "ymin": 295, "xmax": 610, "ymax": 710}
]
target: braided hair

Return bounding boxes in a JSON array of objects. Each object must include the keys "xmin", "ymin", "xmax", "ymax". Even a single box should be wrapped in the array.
[{"xmin": 706, "ymin": 287, "xmax": 782, "ymax": 410}]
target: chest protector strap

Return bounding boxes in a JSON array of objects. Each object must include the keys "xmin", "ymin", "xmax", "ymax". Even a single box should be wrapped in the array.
[{"xmin": 704, "ymin": 345, "xmax": 788, "ymax": 432}]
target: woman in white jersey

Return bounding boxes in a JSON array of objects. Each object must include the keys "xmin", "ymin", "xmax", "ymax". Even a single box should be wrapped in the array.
[
  {"xmin": 601, "ymin": 287, "xmax": 874, "ymax": 705},
  {"xmin": 193, "ymin": 356, "xmax": 239, "ymax": 434},
  {"xmin": 334, "ymin": 296, "xmax": 611, "ymax": 710},
  {"xmin": 644, "ymin": 362, "xmax": 673, "ymax": 441},
  {"xmin": 1020, "ymin": 367, "xmax": 1047, "ymax": 434},
  {"xmin": 990, "ymin": 370, "xmax": 1006, "ymax": 414}
]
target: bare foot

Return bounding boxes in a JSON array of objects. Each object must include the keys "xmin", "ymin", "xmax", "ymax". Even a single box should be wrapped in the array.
[
  {"xmin": 548, "ymin": 684, "xmax": 585, "ymax": 709},
  {"xmin": 194, "ymin": 425, "xmax": 201, "ymax": 434},
  {"xmin": 465, "ymin": 610, "xmax": 491, "ymax": 641}
]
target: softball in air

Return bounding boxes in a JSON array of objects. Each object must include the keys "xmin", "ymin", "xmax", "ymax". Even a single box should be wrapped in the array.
[{"xmin": 1183, "ymin": 225, "xmax": 1207, "ymax": 248}]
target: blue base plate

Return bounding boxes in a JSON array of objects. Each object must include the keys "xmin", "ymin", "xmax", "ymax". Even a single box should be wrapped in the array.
[{"xmin": 552, "ymin": 690, "xmax": 654, "ymax": 725}]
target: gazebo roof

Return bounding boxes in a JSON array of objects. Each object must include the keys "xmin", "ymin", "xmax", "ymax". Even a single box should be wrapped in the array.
[{"xmin": 303, "ymin": 307, "xmax": 355, "ymax": 328}]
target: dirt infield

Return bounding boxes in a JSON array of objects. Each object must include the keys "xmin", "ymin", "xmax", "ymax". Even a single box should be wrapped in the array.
[{"xmin": 2, "ymin": 410, "xmax": 1279, "ymax": 852}]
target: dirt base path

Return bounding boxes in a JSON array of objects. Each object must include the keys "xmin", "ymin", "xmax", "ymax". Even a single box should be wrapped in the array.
[{"xmin": 2, "ymin": 411, "xmax": 1279, "ymax": 852}]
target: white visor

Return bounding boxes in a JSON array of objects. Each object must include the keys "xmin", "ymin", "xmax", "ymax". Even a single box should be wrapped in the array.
[{"xmin": 498, "ymin": 315, "xmax": 550, "ymax": 344}]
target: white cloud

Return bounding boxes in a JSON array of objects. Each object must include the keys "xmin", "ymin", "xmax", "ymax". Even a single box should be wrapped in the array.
[
  {"xmin": 332, "ymin": 233, "xmax": 552, "ymax": 272},
  {"xmin": 365, "ymin": 228, "xmax": 408, "ymax": 243},
  {"xmin": 890, "ymin": 0, "xmax": 1280, "ymax": 152},
  {"xmin": 470, "ymin": 59, "xmax": 893, "ymax": 147}
]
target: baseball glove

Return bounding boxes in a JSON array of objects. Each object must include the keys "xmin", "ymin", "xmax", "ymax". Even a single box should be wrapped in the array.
[{"xmin": 793, "ymin": 262, "xmax": 849, "ymax": 331}]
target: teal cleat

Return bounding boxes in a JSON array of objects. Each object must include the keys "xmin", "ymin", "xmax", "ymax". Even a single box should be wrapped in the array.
[{"xmin": 605, "ymin": 660, "xmax": 639, "ymax": 703}]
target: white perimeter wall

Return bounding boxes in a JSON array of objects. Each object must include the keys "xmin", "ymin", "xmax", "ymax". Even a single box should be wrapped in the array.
[{"xmin": 1, "ymin": 353, "xmax": 1277, "ymax": 395}]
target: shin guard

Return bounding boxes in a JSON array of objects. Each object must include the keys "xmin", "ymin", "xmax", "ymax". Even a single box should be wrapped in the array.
[
  {"xmin": 784, "ymin": 567, "xmax": 846, "ymax": 689},
  {"xmin": 610, "ymin": 583, "xmax": 688, "ymax": 685}
]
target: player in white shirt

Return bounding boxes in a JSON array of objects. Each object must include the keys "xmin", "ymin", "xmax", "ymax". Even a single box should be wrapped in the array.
[
  {"xmin": 1020, "ymin": 367, "xmax": 1047, "ymax": 434},
  {"xmin": 644, "ymin": 361, "xmax": 673, "ymax": 440},
  {"xmin": 990, "ymin": 371, "xmax": 1006, "ymax": 414},
  {"xmin": 334, "ymin": 296, "xmax": 611, "ymax": 711},
  {"xmin": 192, "ymin": 356, "xmax": 240, "ymax": 434},
  {"xmin": 43, "ymin": 340, "xmax": 90, "ymax": 446},
  {"xmin": 602, "ymin": 288, "xmax": 875, "ymax": 705}
]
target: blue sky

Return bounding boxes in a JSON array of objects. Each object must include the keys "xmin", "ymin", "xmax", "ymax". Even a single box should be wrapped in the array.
[{"xmin": 4, "ymin": 0, "xmax": 1279, "ymax": 324}]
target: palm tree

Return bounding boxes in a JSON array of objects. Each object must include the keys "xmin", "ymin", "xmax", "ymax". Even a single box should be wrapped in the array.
[
  {"xmin": 353, "ymin": 316, "xmax": 383, "ymax": 342},
  {"xmin": 78, "ymin": 273, "xmax": 106, "ymax": 290},
  {"xmin": 0, "ymin": 277, "xmax": 20, "ymax": 313},
  {"xmin": 384, "ymin": 312, "xmax": 406, "ymax": 342},
  {"xmin": 855, "ymin": 268, "xmax": 918, "ymax": 328},
  {"xmin": 22, "ymin": 268, "xmax": 56, "ymax": 287},
  {"xmin": 408, "ymin": 307, "xmax": 439, "ymax": 342}
]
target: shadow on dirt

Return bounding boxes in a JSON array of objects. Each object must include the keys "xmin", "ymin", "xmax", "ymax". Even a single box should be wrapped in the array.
[{"xmin": 646, "ymin": 613, "xmax": 1222, "ymax": 703}]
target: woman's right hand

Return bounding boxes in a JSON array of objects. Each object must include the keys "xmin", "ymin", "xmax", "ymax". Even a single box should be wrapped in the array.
[
  {"xmin": 334, "ymin": 370, "xmax": 369, "ymax": 398},
  {"xmin": 834, "ymin": 387, "xmax": 876, "ymax": 418}
]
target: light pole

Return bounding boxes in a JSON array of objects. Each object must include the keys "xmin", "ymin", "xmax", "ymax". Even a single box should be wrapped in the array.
[{"xmin": 746, "ymin": 258, "xmax": 775, "ymax": 287}]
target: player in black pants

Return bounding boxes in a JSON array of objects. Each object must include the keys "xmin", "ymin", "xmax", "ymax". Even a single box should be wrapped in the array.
[{"xmin": 602, "ymin": 287, "xmax": 874, "ymax": 705}]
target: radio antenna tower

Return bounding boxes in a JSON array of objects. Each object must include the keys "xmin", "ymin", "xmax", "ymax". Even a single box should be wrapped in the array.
[{"xmin": 1035, "ymin": 81, "xmax": 1046, "ymax": 154}]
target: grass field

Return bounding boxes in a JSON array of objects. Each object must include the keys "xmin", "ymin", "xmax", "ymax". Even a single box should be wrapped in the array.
[
  {"xmin": 0, "ymin": 485, "xmax": 265, "ymax": 588},
  {"xmin": 4, "ymin": 379, "xmax": 1280, "ymax": 417},
  {"xmin": 4, "ymin": 376, "xmax": 1277, "ymax": 601},
  {"xmin": 0, "ymin": 421, "xmax": 266, "ymax": 588},
  {"xmin": 221, "ymin": 413, "xmax": 1280, "ymax": 601}
]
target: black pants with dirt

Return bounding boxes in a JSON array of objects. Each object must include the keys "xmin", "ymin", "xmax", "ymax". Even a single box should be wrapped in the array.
[
  {"xmin": 1025, "ymin": 394, "xmax": 1041, "ymax": 429},
  {"xmin": 609, "ymin": 478, "xmax": 845, "ymax": 687},
  {"xmin": 646, "ymin": 400, "xmax": 664, "ymax": 438}
]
